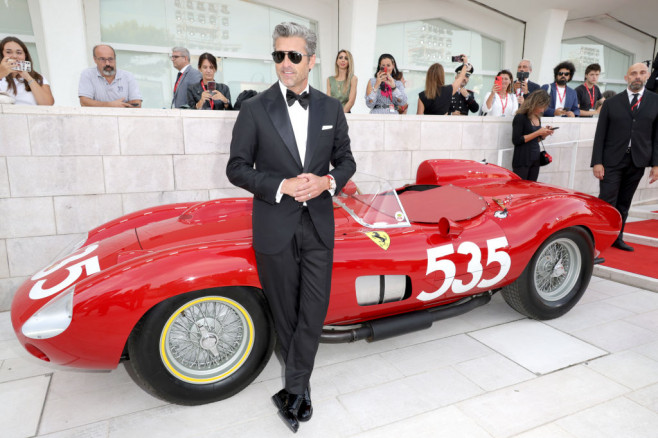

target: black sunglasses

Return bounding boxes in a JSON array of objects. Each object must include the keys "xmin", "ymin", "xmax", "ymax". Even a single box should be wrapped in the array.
[
  {"xmin": 557, "ymin": 71, "xmax": 570, "ymax": 76},
  {"xmin": 271, "ymin": 50, "xmax": 309, "ymax": 64}
]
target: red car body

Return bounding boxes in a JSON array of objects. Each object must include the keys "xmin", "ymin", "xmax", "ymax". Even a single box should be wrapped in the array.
[{"xmin": 11, "ymin": 160, "xmax": 621, "ymax": 404}]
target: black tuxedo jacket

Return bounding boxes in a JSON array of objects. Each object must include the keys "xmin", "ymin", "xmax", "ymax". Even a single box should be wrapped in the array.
[
  {"xmin": 226, "ymin": 83, "xmax": 356, "ymax": 254},
  {"xmin": 591, "ymin": 89, "xmax": 658, "ymax": 168}
]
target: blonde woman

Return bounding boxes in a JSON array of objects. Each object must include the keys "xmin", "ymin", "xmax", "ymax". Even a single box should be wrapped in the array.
[
  {"xmin": 326, "ymin": 50, "xmax": 358, "ymax": 113},
  {"xmin": 512, "ymin": 90, "xmax": 554, "ymax": 181}
]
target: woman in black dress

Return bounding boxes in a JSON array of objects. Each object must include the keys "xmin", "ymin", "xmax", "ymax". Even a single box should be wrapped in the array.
[
  {"xmin": 511, "ymin": 90, "xmax": 554, "ymax": 181},
  {"xmin": 187, "ymin": 52, "xmax": 232, "ymax": 110},
  {"xmin": 417, "ymin": 55, "xmax": 471, "ymax": 115}
]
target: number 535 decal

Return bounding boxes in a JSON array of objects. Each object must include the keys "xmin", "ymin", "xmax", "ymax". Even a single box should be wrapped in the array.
[{"xmin": 417, "ymin": 236, "xmax": 510, "ymax": 302}]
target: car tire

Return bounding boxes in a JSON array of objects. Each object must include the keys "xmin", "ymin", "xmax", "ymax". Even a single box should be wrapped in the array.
[
  {"xmin": 501, "ymin": 227, "xmax": 593, "ymax": 320},
  {"xmin": 126, "ymin": 286, "xmax": 274, "ymax": 405}
]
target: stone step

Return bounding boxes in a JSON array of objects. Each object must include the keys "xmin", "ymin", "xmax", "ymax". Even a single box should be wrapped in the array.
[{"xmin": 593, "ymin": 266, "xmax": 658, "ymax": 293}]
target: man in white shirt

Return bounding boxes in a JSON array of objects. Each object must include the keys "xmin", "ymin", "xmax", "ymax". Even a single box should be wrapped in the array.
[
  {"xmin": 78, "ymin": 44, "xmax": 142, "ymax": 108},
  {"xmin": 170, "ymin": 47, "xmax": 201, "ymax": 108},
  {"xmin": 226, "ymin": 22, "xmax": 355, "ymax": 433}
]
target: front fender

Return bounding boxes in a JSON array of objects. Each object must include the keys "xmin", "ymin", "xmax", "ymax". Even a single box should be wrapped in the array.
[{"xmin": 18, "ymin": 243, "xmax": 261, "ymax": 369}]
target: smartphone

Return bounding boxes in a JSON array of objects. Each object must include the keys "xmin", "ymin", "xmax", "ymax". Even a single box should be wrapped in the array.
[
  {"xmin": 494, "ymin": 76, "xmax": 503, "ymax": 89},
  {"xmin": 549, "ymin": 126, "xmax": 560, "ymax": 130},
  {"xmin": 207, "ymin": 81, "xmax": 216, "ymax": 92},
  {"xmin": 11, "ymin": 60, "xmax": 31, "ymax": 72},
  {"xmin": 130, "ymin": 103, "xmax": 140, "ymax": 107},
  {"xmin": 451, "ymin": 55, "xmax": 463, "ymax": 62}
]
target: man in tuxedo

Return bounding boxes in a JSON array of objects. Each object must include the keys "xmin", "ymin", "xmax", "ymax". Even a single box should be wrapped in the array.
[
  {"xmin": 170, "ymin": 47, "xmax": 201, "ymax": 108},
  {"xmin": 226, "ymin": 22, "xmax": 355, "ymax": 432},
  {"xmin": 513, "ymin": 59, "xmax": 541, "ymax": 99},
  {"xmin": 591, "ymin": 62, "xmax": 658, "ymax": 251},
  {"xmin": 541, "ymin": 61, "xmax": 580, "ymax": 117}
]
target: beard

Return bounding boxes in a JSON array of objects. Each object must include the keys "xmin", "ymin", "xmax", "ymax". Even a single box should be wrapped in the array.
[
  {"xmin": 629, "ymin": 79, "xmax": 645, "ymax": 92},
  {"xmin": 556, "ymin": 78, "xmax": 567, "ymax": 86},
  {"xmin": 102, "ymin": 66, "xmax": 115, "ymax": 76}
]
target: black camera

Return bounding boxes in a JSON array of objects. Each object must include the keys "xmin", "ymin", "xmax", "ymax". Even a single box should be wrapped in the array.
[{"xmin": 517, "ymin": 71, "xmax": 529, "ymax": 81}]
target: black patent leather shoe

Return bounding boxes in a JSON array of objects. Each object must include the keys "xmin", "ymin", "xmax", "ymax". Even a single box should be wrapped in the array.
[
  {"xmin": 298, "ymin": 387, "xmax": 313, "ymax": 422},
  {"xmin": 273, "ymin": 389, "xmax": 301, "ymax": 433},
  {"xmin": 612, "ymin": 239, "xmax": 634, "ymax": 252},
  {"xmin": 272, "ymin": 389, "xmax": 289, "ymax": 411}
]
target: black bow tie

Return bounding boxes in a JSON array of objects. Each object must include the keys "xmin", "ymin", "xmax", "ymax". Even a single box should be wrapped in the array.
[{"xmin": 286, "ymin": 89, "xmax": 310, "ymax": 109}]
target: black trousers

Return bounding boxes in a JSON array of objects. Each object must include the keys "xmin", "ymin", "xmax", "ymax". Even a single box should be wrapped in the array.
[
  {"xmin": 255, "ymin": 208, "xmax": 333, "ymax": 395},
  {"xmin": 513, "ymin": 159, "xmax": 541, "ymax": 182},
  {"xmin": 598, "ymin": 152, "xmax": 645, "ymax": 237}
]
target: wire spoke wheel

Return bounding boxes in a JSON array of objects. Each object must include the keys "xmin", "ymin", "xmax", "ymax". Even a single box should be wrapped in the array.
[
  {"xmin": 501, "ymin": 228, "xmax": 593, "ymax": 320},
  {"xmin": 533, "ymin": 238, "xmax": 581, "ymax": 302},
  {"xmin": 161, "ymin": 296, "xmax": 253, "ymax": 383}
]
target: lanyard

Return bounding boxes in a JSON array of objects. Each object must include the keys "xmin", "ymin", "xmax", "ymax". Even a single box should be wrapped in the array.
[
  {"xmin": 555, "ymin": 83, "xmax": 566, "ymax": 105},
  {"xmin": 499, "ymin": 93, "xmax": 509, "ymax": 115},
  {"xmin": 585, "ymin": 84, "xmax": 596, "ymax": 109},
  {"xmin": 200, "ymin": 80, "xmax": 214, "ymax": 109}
]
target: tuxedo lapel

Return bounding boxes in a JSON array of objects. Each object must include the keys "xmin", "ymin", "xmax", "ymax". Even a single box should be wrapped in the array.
[
  {"xmin": 264, "ymin": 84, "xmax": 302, "ymax": 168},
  {"xmin": 304, "ymin": 87, "xmax": 325, "ymax": 171}
]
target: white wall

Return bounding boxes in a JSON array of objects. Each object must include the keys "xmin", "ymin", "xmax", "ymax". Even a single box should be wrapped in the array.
[{"xmin": 2, "ymin": 104, "xmax": 658, "ymax": 311}]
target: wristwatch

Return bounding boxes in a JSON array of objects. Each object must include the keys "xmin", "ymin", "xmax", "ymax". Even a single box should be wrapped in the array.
[{"xmin": 326, "ymin": 175, "xmax": 336, "ymax": 191}]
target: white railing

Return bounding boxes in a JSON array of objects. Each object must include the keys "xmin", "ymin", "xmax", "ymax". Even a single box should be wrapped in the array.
[{"xmin": 497, "ymin": 138, "xmax": 594, "ymax": 189}]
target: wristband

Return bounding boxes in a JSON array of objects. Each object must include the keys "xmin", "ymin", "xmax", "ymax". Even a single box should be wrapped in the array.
[{"xmin": 27, "ymin": 79, "xmax": 35, "ymax": 85}]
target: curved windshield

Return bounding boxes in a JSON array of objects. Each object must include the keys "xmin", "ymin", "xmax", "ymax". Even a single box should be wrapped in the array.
[{"xmin": 333, "ymin": 172, "xmax": 411, "ymax": 228}]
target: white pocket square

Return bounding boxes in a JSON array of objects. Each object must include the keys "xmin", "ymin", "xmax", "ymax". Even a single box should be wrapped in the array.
[{"xmin": 322, "ymin": 125, "xmax": 333, "ymax": 130}]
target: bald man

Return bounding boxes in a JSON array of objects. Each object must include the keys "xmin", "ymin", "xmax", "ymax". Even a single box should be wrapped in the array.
[{"xmin": 591, "ymin": 63, "xmax": 658, "ymax": 251}]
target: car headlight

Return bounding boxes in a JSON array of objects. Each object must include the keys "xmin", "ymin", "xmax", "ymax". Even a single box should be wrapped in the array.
[{"xmin": 22, "ymin": 286, "xmax": 75, "ymax": 339}]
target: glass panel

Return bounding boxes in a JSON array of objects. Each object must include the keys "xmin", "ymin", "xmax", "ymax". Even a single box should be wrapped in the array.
[
  {"xmin": 375, "ymin": 18, "xmax": 501, "ymax": 115},
  {"xmin": 561, "ymin": 36, "xmax": 632, "ymax": 91},
  {"xmin": 101, "ymin": 0, "xmax": 319, "ymax": 108},
  {"xmin": 116, "ymin": 50, "xmax": 171, "ymax": 109},
  {"xmin": 0, "ymin": 0, "xmax": 33, "ymax": 35}
]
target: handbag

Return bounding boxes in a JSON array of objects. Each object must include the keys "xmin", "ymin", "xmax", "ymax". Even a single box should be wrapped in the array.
[{"xmin": 539, "ymin": 141, "xmax": 552, "ymax": 166}]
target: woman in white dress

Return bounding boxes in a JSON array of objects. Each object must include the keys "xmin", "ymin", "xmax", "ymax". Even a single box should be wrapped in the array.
[{"xmin": 0, "ymin": 36, "xmax": 54, "ymax": 105}]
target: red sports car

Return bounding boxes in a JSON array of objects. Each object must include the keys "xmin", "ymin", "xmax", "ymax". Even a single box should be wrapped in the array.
[{"xmin": 11, "ymin": 159, "xmax": 621, "ymax": 405}]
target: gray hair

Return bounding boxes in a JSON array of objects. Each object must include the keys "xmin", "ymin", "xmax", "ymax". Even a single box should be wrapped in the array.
[
  {"xmin": 520, "ymin": 58, "xmax": 533, "ymax": 71},
  {"xmin": 172, "ymin": 46, "xmax": 190, "ymax": 60},
  {"xmin": 272, "ymin": 22, "xmax": 317, "ymax": 56}
]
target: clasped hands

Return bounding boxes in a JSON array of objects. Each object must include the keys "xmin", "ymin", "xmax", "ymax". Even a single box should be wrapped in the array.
[{"xmin": 281, "ymin": 173, "xmax": 329, "ymax": 202}]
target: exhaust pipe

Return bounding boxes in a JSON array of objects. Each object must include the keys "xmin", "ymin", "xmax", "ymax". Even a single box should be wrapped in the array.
[{"xmin": 321, "ymin": 293, "xmax": 491, "ymax": 344}]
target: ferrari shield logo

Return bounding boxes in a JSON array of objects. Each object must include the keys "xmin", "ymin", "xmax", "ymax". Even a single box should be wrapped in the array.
[{"xmin": 365, "ymin": 231, "xmax": 390, "ymax": 250}]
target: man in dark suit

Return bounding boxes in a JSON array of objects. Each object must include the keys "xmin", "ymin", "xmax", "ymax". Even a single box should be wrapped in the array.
[
  {"xmin": 591, "ymin": 62, "xmax": 658, "ymax": 251},
  {"xmin": 170, "ymin": 47, "xmax": 201, "ymax": 108},
  {"xmin": 226, "ymin": 22, "xmax": 355, "ymax": 432},
  {"xmin": 513, "ymin": 59, "xmax": 541, "ymax": 99},
  {"xmin": 541, "ymin": 61, "xmax": 580, "ymax": 117}
]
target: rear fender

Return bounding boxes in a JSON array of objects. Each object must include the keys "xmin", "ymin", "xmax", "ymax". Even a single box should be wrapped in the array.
[{"xmin": 416, "ymin": 159, "xmax": 519, "ymax": 186}]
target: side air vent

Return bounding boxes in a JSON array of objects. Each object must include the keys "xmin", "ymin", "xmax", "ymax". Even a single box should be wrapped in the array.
[{"xmin": 355, "ymin": 275, "xmax": 411, "ymax": 306}]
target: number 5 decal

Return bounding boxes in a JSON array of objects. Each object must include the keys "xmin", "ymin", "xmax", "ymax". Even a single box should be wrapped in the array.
[
  {"xmin": 29, "ymin": 244, "xmax": 101, "ymax": 300},
  {"xmin": 417, "ymin": 237, "xmax": 510, "ymax": 302}
]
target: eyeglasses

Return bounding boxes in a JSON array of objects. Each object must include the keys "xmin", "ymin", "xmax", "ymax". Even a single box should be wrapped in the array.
[
  {"xmin": 170, "ymin": 55, "xmax": 183, "ymax": 60},
  {"xmin": 96, "ymin": 57, "xmax": 115, "ymax": 63},
  {"xmin": 557, "ymin": 71, "xmax": 570, "ymax": 77},
  {"xmin": 271, "ymin": 51, "xmax": 309, "ymax": 64}
]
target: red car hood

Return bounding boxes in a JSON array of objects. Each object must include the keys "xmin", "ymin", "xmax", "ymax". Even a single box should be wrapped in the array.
[{"xmin": 136, "ymin": 198, "xmax": 254, "ymax": 251}]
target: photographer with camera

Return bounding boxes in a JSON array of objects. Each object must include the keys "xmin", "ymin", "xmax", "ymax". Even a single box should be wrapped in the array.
[
  {"xmin": 482, "ymin": 70, "xmax": 519, "ymax": 117},
  {"xmin": 0, "ymin": 36, "xmax": 54, "ymax": 105},
  {"xmin": 513, "ymin": 59, "xmax": 541, "ymax": 99},
  {"xmin": 417, "ymin": 55, "xmax": 471, "ymax": 115},
  {"xmin": 187, "ymin": 52, "xmax": 232, "ymax": 110},
  {"xmin": 449, "ymin": 62, "xmax": 479, "ymax": 115},
  {"xmin": 366, "ymin": 53, "xmax": 407, "ymax": 114}
]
